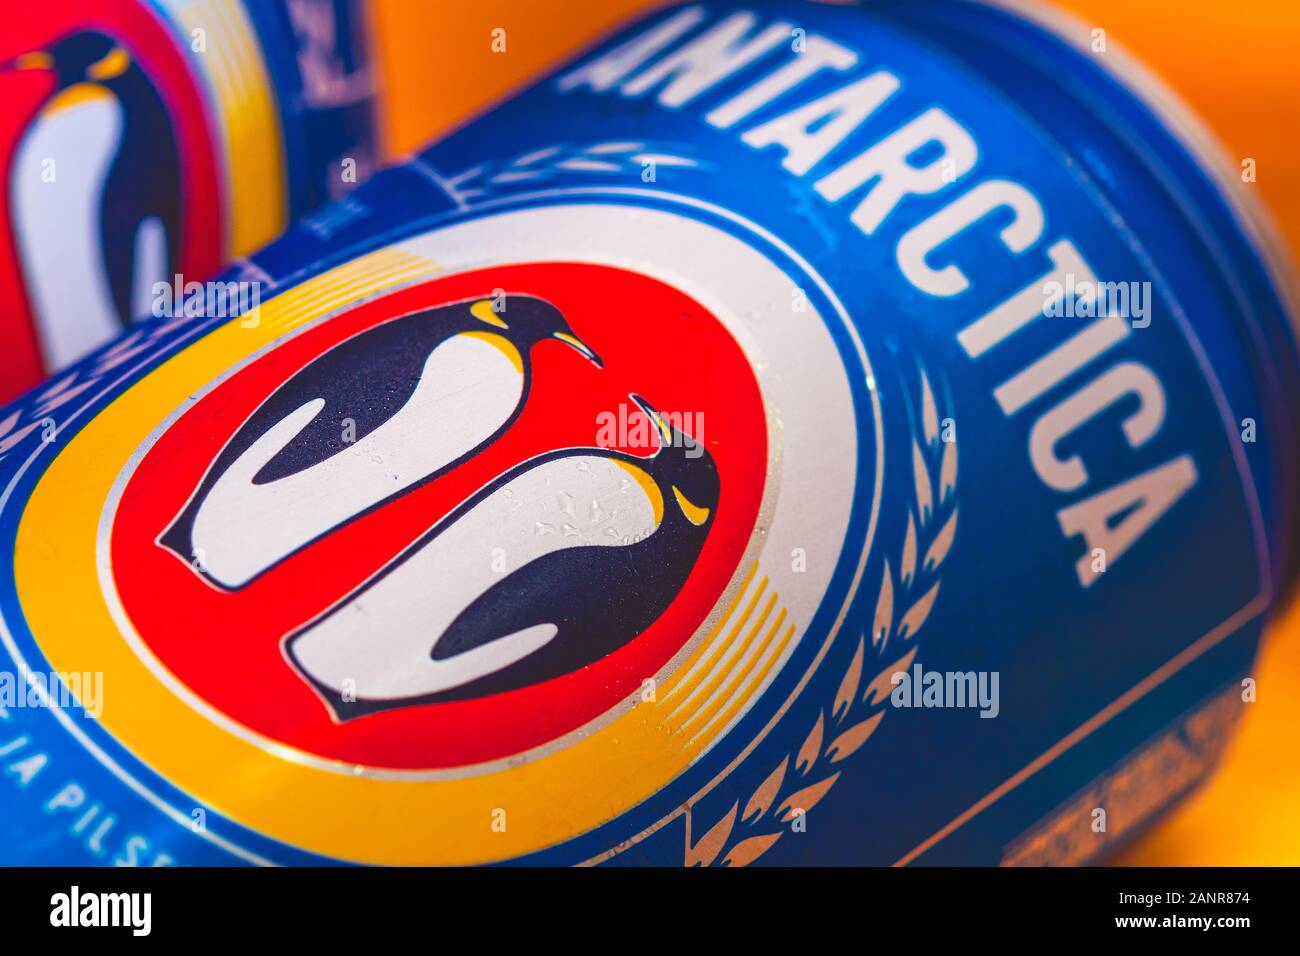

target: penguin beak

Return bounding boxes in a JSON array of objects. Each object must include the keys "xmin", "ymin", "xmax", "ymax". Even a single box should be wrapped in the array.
[
  {"xmin": 4, "ymin": 52, "xmax": 54, "ymax": 73},
  {"xmin": 553, "ymin": 331, "xmax": 603, "ymax": 368},
  {"xmin": 629, "ymin": 393, "xmax": 673, "ymax": 447}
]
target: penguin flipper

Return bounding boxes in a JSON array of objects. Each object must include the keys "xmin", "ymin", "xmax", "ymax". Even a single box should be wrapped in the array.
[
  {"xmin": 98, "ymin": 92, "xmax": 183, "ymax": 326},
  {"xmin": 422, "ymin": 541, "xmax": 678, "ymax": 703}
]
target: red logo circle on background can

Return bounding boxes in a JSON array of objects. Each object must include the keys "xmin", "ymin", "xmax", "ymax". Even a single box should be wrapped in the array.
[{"xmin": 0, "ymin": 1, "xmax": 223, "ymax": 396}]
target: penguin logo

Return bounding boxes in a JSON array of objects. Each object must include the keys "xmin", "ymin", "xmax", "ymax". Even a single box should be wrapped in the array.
[
  {"xmin": 286, "ymin": 395, "xmax": 718, "ymax": 717},
  {"xmin": 158, "ymin": 294, "xmax": 602, "ymax": 590},
  {"xmin": 4, "ymin": 31, "xmax": 181, "ymax": 368},
  {"xmin": 107, "ymin": 259, "xmax": 770, "ymax": 773},
  {"xmin": 41, "ymin": 210, "xmax": 867, "ymax": 860}
]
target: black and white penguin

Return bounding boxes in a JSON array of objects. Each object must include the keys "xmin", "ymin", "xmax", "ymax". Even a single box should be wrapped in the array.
[
  {"xmin": 5, "ymin": 32, "xmax": 180, "ymax": 366},
  {"xmin": 285, "ymin": 395, "xmax": 720, "ymax": 719},
  {"xmin": 159, "ymin": 294, "xmax": 602, "ymax": 589}
]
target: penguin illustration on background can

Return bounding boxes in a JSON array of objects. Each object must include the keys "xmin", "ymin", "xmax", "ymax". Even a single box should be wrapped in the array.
[
  {"xmin": 3, "ymin": 31, "xmax": 182, "ymax": 369},
  {"xmin": 0, "ymin": 1, "xmax": 376, "ymax": 406},
  {"xmin": 286, "ymin": 394, "xmax": 720, "ymax": 717},
  {"xmin": 159, "ymin": 294, "xmax": 603, "ymax": 590}
]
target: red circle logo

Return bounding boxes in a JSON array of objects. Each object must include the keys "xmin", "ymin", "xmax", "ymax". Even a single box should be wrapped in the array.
[
  {"xmin": 0, "ymin": 1, "xmax": 223, "ymax": 400},
  {"xmin": 111, "ymin": 263, "xmax": 767, "ymax": 769}
]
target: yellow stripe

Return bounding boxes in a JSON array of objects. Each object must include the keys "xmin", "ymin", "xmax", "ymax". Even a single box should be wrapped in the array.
[
  {"xmin": 660, "ymin": 561, "xmax": 758, "ymax": 700},
  {"xmin": 264, "ymin": 251, "xmax": 414, "ymax": 312},
  {"xmin": 691, "ymin": 623, "xmax": 795, "ymax": 744},
  {"xmin": 676, "ymin": 591, "xmax": 777, "ymax": 731},
  {"xmin": 260, "ymin": 267, "xmax": 431, "ymax": 335},
  {"xmin": 686, "ymin": 606, "xmax": 785, "ymax": 738},
  {"xmin": 211, "ymin": 0, "xmax": 283, "ymax": 222},
  {"xmin": 667, "ymin": 576, "xmax": 767, "ymax": 721},
  {"xmin": 173, "ymin": 0, "xmax": 287, "ymax": 256},
  {"xmin": 256, "ymin": 252, "xmax": 438, "ymax": 334}
]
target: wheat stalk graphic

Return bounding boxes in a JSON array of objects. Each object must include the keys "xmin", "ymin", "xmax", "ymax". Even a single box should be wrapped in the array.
[{"xmin": 684, "ymin": 367, "xmax": 958, "ymax": 867}]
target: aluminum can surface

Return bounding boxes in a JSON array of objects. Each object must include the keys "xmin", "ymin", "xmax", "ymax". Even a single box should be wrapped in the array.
[
  {"xmin": 0, "ymin": 0, "xmax": 375, "ymax": 403},
  {"xmin": 0, "ymin": 0, "xmax": 1296, "ymax": 866}
]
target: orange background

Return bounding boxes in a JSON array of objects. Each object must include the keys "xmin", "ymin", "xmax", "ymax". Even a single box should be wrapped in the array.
[{"xmin": 368, "ymin": 0, "xmax": 1300, "ymax": 864}]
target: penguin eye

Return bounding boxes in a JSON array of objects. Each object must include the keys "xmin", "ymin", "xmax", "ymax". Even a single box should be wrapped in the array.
[
  {"xmin": 86, "ymin": 47, "xmax": 129, "ymax": 81},
  {"xmin": 470, "ymin": 299, "xmax": 508, "ymax": 329}
]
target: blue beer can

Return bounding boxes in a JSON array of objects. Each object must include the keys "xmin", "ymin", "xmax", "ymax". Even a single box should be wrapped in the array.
[
  {"xmin": 0, "ymin": 0, "xmax": 375, "ymax": 403},
  {"xmin": 0, "ymin": 0, "xmax": 1296, "ymax": 866}
]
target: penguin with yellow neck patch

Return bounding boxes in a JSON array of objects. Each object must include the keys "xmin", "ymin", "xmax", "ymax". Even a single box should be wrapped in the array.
[
  {"xmin": 285, "ymin": 394, "xmax": 721, "ymax": 717},
  {"xmin": 5, "ymin": 32, "xmax": 180, "ymax": 364},
  {"xmin": 159, "ymin": 294, "xmax": 601, "ymax": 590}
]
